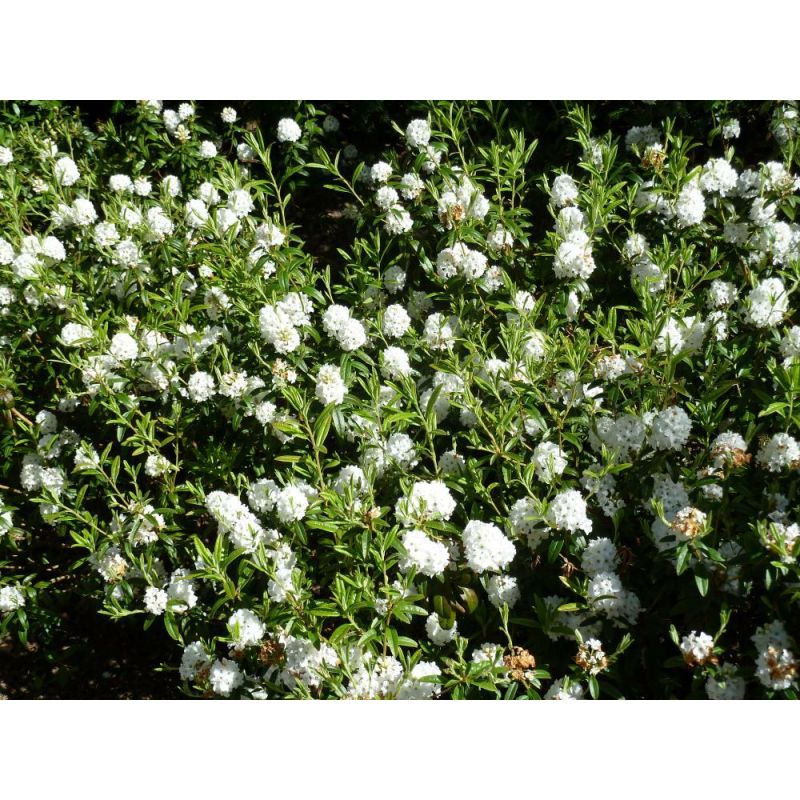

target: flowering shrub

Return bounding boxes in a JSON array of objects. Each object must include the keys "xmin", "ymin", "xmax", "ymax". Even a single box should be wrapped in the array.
[{"xmin": 1, "ymin": 100, "xmax": 799, "ymax": 699}]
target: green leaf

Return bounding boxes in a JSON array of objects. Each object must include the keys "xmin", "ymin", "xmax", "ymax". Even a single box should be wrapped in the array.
[
  {"xmin": 458, "ymin": 586, "xmax": 479, "ymax": 614},
  {"xmin": 433, "ymin": 595, "xmax": 455, "ymax": 625},
  {"xmin": 675, "ymin": 545, "xmax": 691, "ymax": 576},
  {"xmin": 695, "ymin": 574, "xmax": 709, "ymax": 597},
  {"xmin": 313, "ymin": 404, "xmax": 334, "ymax": 450}
]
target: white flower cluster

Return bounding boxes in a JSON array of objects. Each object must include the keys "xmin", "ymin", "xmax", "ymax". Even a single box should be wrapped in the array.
[
  {"xmin": 680, "ymin": 630, "xmax": 715, "ymax": 666},
  {"xmin": 205, "ymin": 490, "xmax": 270, "ymax": 552},
  {"xmin": 461, "ymin": 520, "xmax": 516, "ymax": 574},
  {"xmin": 744, "ymin": 278, "xmax": 789, "ymax": 328},
  {"xmin": 259, "ymin": 292, "xmax": 313, "ymax": 354},
  {"xmin": 437, "ymin": 174, "xmax": 489, "ymax": 228},
  {"xmin": 547, "ymin": 489, "xmax": 592, "ymax": 534},
  {"xmin": 0, "ymin": 586, "xmax": 25, "ymax": 612},
  {"xmin": 395, "ymin": 480, "xmax": 456, "ymax": 526},
  {"xmin": 435, "ymin": 243, "xmax": 488, "ymax": 282},
  {"xmin": 346, "ymin": 653, "xmax": 440, "ymax": 699},
  {"xmin": 322, "ymin": 304, "xmax": 367, "ymax": 351},
  {"xmin": 400, "ymin": 529, "xmax": 450, "ymax": 577},
  {"xmin": 753, "ymin": 621, "xmax": 798, "ymax": 691},
  {"xmin": 315, "ymin": 364, "xmax": 347, "ymax": 406},
  {"xmin": 647, "ymin": 406, "xmax": 692, "ymax": 451},
  {"xmin": 756, "ymin": 433, "xmax": 799, "ymax": 472},
  {"xmin": 532, "ymin": 441, "xmax": 567, "ymax": 484},
  {"xmin": 581, "ymin": 538, "xmax": 640, "ymax": 625}
]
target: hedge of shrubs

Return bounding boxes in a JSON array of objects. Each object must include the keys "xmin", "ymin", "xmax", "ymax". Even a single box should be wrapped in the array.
[{"xmin": 1, "ymin": 100, "xmax": 799, "ymax": 699}]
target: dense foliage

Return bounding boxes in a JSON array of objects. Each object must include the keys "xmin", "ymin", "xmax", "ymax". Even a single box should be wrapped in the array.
[{"xmin": 1, "ymin": 100, "xmax": 799, "ymax": 699}]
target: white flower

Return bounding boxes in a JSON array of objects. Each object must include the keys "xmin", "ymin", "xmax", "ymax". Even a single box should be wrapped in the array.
[
  {"xmin": 256, "ymin": 220, "xmax": 286, "ymax": 248},
  {"xmin": 275, "ymin": 485, "xmax": 310, "ymax": 523},
  {"xmin": 71, "ymin": 198, "xmax": 97, "ymax": 227},
  {"xmin": 315, "ymin": 364, "xmax": 347, "ymax": 406},
  {"xmin": 259, "ymin": 304, "xmax": 301, "ymax": 354},
  {"xmin": 423, "ymin": 313, "xmax": 459, "ymax": 350},
  {"xmin": 670, "ymin": 507, "xmax": 708, "ymax": 543},
  {"xmin": 209, "ymin": 658, "xmax": 243, "ymax": 696},
  {"xmin": 145, "ymin": 206, "xmax": 174, "ymax": 240},
  {"xmin": 332, "ymin": 465, "xmax": 367, "ymax": 498},
  {"xmin": 780, "ymin": 326, "xmax": 800, "ymax": 364},
  {"xmin": 461, "ymin": 520, "xmax": 516, "ymax": 573},
  {"xmin": 648, "ymin": 406, "xmax": 692, "ymax": 451},
  {"xmin": 0, "ymin": 238, "xmax": 14, "ymax": 265},
  {"xmin": 436, "ymin": 243, "xmax": 487, "ymax": 282},
  {"xmin": 180, "ymin": 641, "xmax": 211, "ymax": 681},
  {"xmin": 237, "ymin": 142, "xmax": 255, "ymax": 161},
  {"xmin": 144, "ymin": 586, "xmax": 168, "ymax": 616},
  {"xmin": 625, "ymin": 125, "xmax": 660, "ymax": 150},
  {"xmin": 185, "ymin": 199, "xmax": 209, "ymax": 228},
  {"xmin": 547, "ymin": 490, "xmax": 592, "ymax": 534},
  {"xmin": 375, "ymin": 186, "xmax": 399, "ymax": 210},
  {"xmin": 706, "ymin": 664, "xmax": 746, "ymax": 699},
  {"xmin": 228, "ymin": 609, "xmax": 265, "ymax": 649},
  {"xmin": 553, "ymin": 229, "xmax": 595, "ymax": 280},
  {"xmin": 487, "ymin": 224, "xmax": 513, "ymax": 251},
  {"xmin": 756, "ymin": 433, "xmax": 800, "ymax": 472},
  {"xmin": 384, "ymin": 204, "xmax": 413, "ymax": 235},
  {"xmin": 680, "ymin": 631, "xmax": 715, "ymax": 666},
  {"xmin": 655, "ymin": 315, "xmax": 707, "ymax": 355},
  {"xmin": 277, "ymin": 118, "xmax": 302, "ymax": 143},
  {"xmin": 93, "ymin": 222, "xmax": 119, "ymax": 248},
  {"xmin": 550, "ymin": 174, "xmax": 579, "ymax": 207},
  {"xmin": 708, "ymin": 280, "xmax": 738, "ymax": 308},
  {"xmin": 532, "ymin": 441, "xmax": 567, "ymax": 484},
  {"xmin": 395, "ymin": 480, "xmax": 456, "ymax": 526},
  {"xmin": 581, "ymin": 538, "xmax": 619, "ymax": 576},
  {"xmin": 382, "ymin": 304, "xmax": 411, "ymax": 338},
  {"xmin": 370, "ymin": 161, "xmax": 392, "ymax": 183},
  {"xmin": 744, "ymin": 278, "xmax": 789, "ymax": 328},
  {"xmin": 406, "ymin": 119, "xmax": 431, "ymax": 149},
  {"xmin": 227, "ymin": 188, "xmax": 254, "ymax": 219},
  {"xmin": 54, "ymin": 156, "xmax": 80, "ymax": 186},
  {"xmin": 162, "ymin": 175, "xmax": 182, "ymax": 197},
  {"xmin": 700, "ymin": 158, "xmax": 738, "ymax": 196},
  {"xmin": 145, "ymin": 453, "xmax": 170, "ymax": 477},
  {"xmin": 206, "ymin": 490, "xmax": 269, "ymax": 552},
  {"xmin": 60, "ymin": 323, "xmax": 92, "ymax": 347},
  {"xmin": 545, "ymin": 679, "xmax": 585, "ymax": 700},
  {"xmin": 722, "ymin": 119, "xmax": 741, "ymax": 139},
  {"xmin": 381, "ymin": 346, "xmax": 412, "ymax": 380},
  {"xmin": 199, "ymin": 140, "xmax": 217, "ymax": 159},
  {"xmin": 109, "ymin": 332, "xmax": 139, "ymax": 362},
  {"xmin": 399, "ymin": 173, "xmax": 424, "ymax": 200},
  {"xmin": 486, "ymin": 574, "xmax": 520, "ymax": 608},
  {"xmin": 675, "ymin": 179, "xmax": 706, "ymax": 227},
  {"xmin": 221, "ymin": 107, "xmax": 238, "ymax": 124},
  {"xmin": 400, "ymin": 529, "xmax": 450, "ymax": 577},
  {"xmin": 187, "ymin": 371, "xmax": 215, "ymax": 402},
  {"xmin": 437, "ymin": 175, "xmax": 489, "ymax": 226},
  {"xmin": 385, "ymin": 433, "xmax": 417, "ymax": 469},
  {"xmin": 133, "ymin": 178, "xmax": 153, "ymax": 197},
  {"xmin": 426, "ymin": 612, "xmax": 458, "ymax": 645},
  {"xmin": 587, "ymin": 571, "xmax": 623, "ymax": 613},
  {"xmin": 753, "ymin": 621, "xmax": 798, "ymax": 692},
  {"xmin": 0, "ymin": 586, "xmax": 25, "ymax": 612},
  {"xmin": 167, "ymin": 569, "xmax": 197, "ymax": 613}
]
